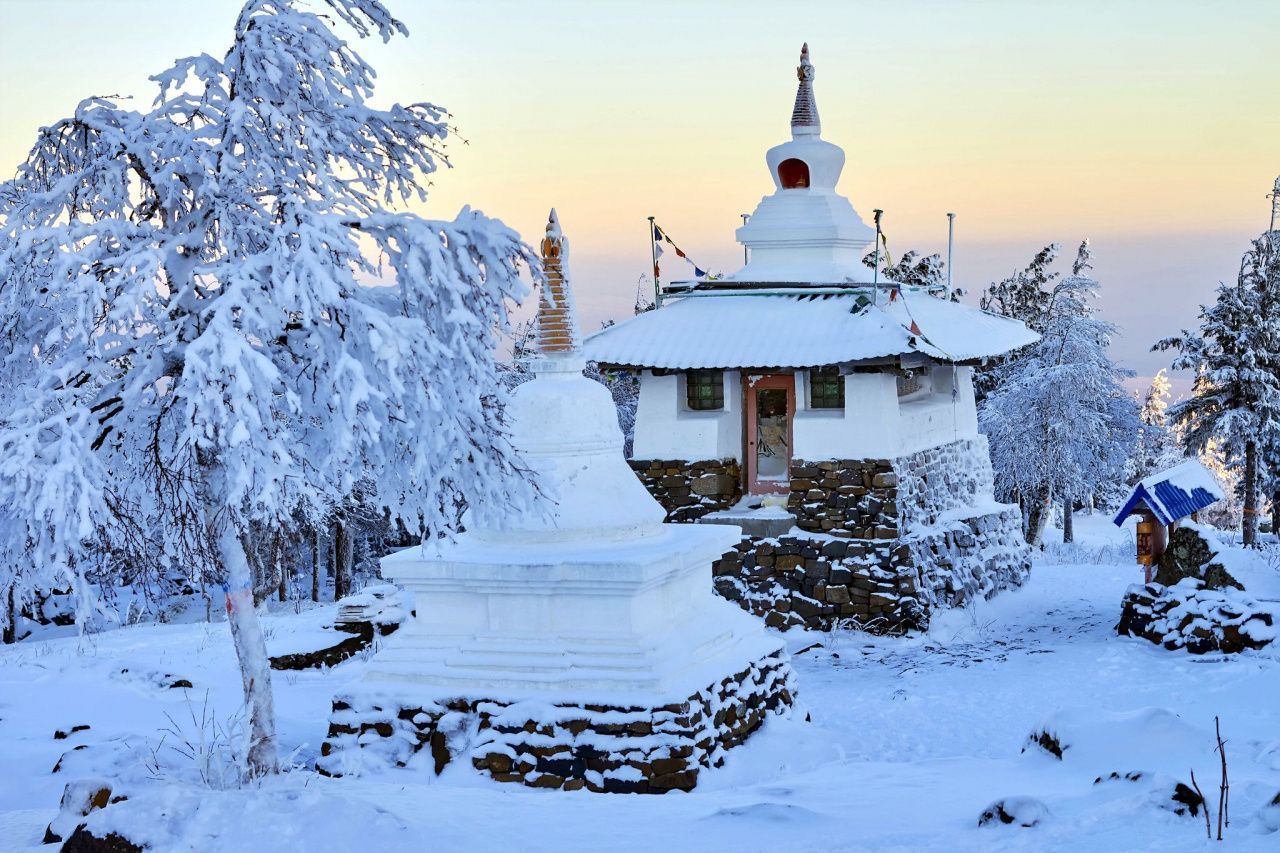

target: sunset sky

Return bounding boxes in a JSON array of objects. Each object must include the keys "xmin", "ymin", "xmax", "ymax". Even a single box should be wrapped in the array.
[{"xmin": 2, "ymin": 0, "xmax": 1277, "ymax": 389}]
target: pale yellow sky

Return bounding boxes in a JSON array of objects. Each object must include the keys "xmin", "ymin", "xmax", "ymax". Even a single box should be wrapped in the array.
[{"xmin": 1, "ymin": 0, "xmax": 1277, "ymax": 384}]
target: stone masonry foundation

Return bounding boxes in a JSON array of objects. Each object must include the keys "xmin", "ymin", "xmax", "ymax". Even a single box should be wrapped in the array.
[
  {"xmin": 317, "ymin": 650, "xmax": 795, "ymax": 793},
  {"xmin": 629, "ymin": 459, "xmax": 741, "ymax": 522},
  {"xmin": 633, "ymin": 437, "xmax": 1031, "ymax": 632}
]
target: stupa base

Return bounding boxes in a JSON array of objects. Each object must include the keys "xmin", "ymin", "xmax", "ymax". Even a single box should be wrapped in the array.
[{"xmin": 316, "ymin": 649, "xmax": 796, "ymax": 792}]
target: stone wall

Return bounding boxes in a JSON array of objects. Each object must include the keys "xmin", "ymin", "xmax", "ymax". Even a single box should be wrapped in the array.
[
  {"xmin": 318, "ymin": 650, "xmax": 795, "ymax": 793},
  {"xmin": 632, "ymin": 437, "xmax": 1030, "ymax": 633},
  {"xmin": 786, "ymin": 459, "xmax": 898, "ymax": 538},
  {"xmin": 1118, "ymin": 582, "xmax": 1274, "ymax": 654},
  {"xmin": 629, "ymin": 458, "xmax": 741, "ymax": 522},
  {"xmin": 713, "ymin": 534, "xmax": 923, "ymax": 633},
  {"xmin": 904, "ymin": 506, "xmax": 1032, "ymax": 611}
]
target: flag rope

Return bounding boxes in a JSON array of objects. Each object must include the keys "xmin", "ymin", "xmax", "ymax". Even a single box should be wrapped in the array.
[{"xmin": 652, "ymin": 222, "xmax": 712, "ymax": 279}]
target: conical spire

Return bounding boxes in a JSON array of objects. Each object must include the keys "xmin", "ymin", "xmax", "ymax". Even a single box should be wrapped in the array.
[
  {"xmin": 791, "ymin": 43, "xmax": 820, "ymax": 137},
  {"xmin": 536, "ymin": 208, "xmax": 580, "ymax": 354}
]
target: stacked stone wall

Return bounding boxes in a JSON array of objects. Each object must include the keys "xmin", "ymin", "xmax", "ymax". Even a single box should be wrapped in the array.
[
  {"xmin": 629, "ymin": 458, "xmax": 741, "ymax": 522},
  {"xmin": 786, "ymin": 459, "xmax": 898, "ymax": 538},
  {"xmin": 632, "ymin": 438, "xmax": 1031, "ymax": 632},
  {"xmin": 904, "ymin": 507, "xmax": 1032, "ymax": 610},
  {"xmin": 894, "ymin": 436, "xmax": 999, "ymax": 527},
  {"xmin": 1118, "ymin": 582, "xmax": 1274, "ymax": 654},
  {"xmin": 318, "ymin": 651, "xmax": 795, "ymax": 793},
  {"xmin": 713, "ymin": 535, "xmax": 923, "ymax": 633}
]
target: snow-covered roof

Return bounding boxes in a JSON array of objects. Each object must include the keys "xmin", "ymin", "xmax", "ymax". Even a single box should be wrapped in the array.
[
  {"xmin": 1113, "ymin": 460, "xmax": 1225, "ymax": 527},
  {"xmin": 582, "ymin": 290, "xmax": 1037, "ymax": 370}
]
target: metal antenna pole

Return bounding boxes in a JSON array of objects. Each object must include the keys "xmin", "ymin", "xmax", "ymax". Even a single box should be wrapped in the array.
[
  {"xmin": 647, "ymin": 216, "xmax": 661, "ymax": 308},
  {"xmin": 741, "ymin": 213, "xmax": 750, "ymax": 265},
  {"xmin": 1269, "ymin": 176, "xmax": 1279, "ymax": 234},
  {"xmin": 946, "ymin": 212, "xmax": 956, "ymax": 298},
  {"xmin": 872, "ymin": 208, "xmax": 883, "ymax": 305}
]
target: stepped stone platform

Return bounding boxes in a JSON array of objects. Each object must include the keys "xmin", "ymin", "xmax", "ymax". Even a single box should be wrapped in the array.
[{"xmin": 318, "ymin": 649, "xmax": 794, "ymax": 792}]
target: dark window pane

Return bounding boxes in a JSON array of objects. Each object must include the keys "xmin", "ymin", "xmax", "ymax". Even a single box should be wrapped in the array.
[
  {"xmin": 809, "ymin": 366, "xmax": 844, "ymax": 409},
  {"xmin": 686, "ymin": 370, "xmax": 724, "ymax": 411}
]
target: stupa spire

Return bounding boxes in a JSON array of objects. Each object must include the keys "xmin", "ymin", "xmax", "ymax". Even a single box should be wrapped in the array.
[
  {"xmin": 536, "ymin": 208, "xmax": 580, "ymax": 354},
  {"xmin": 791, "ymin": 42, "xmax": 820, "ymax": 137}
]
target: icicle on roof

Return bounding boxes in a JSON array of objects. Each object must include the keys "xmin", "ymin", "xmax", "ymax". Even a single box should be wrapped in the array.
[
  {"xmin": 791, "ymin": 42, "xmax": 820, "ymax": 137},
  {"xmin": 536, "ymin": 208, "xmax": 580, "ymax": 354}
]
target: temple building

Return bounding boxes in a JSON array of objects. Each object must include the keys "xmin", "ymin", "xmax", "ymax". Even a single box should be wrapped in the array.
[
  {"xmin": 320, "ymin": 211, "xmax": 796, "ymax": 793},
  {"xmin": 584, "ymin": 45, "xmax": 1036, "ymax": 632}
]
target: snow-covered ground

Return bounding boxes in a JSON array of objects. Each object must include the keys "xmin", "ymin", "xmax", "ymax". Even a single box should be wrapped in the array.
[{"xmin": 3, "ymin": 515, "xmax": 1278, "ymax": 852}]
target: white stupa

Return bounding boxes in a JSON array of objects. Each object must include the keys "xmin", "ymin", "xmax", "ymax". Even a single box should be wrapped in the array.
[{"xmin": 321, "ymin": 212, "xmax": 796, "ymax": 793}]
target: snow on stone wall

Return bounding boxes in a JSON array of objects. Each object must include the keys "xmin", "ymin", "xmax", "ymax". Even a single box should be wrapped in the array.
[
  {"xmin": 634, "ymin": 437, "xmax": 1030, "ymax": 632},
  {"xmin": 628, "ymin": 459, "xmax": 741, "ymax": 522},
  {"xmin": 893, "ymin": 436, "xmax": 1000, "ymax": 529},
  {"xmin": 895, "ymin": 437, "xmax": 1030, "ymax": 610},
  {"xmin": 1118, "ymin": 580, "xmax": 1275, "ymax": 654},
  {"xmin": 318, "ymin": 651, "xmax": 796, "ymax": 793}
]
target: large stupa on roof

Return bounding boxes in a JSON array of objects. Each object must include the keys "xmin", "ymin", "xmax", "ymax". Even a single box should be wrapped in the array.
[
  {"xmin": 586, "ymin": 45, "xmax": 1035, "ymax": 634},
  {"xmin": 319, "ymin": 212, "xmax": 796, "ymax": 793}
]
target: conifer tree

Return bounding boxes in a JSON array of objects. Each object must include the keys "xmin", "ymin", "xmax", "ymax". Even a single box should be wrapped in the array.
[
  {"xmin": 1155, "ymin": 231, "xmax": 1280, "ymax": 546},
  {"xmin": 975, "ymin": 244, "xmax": 1060, "ymax": 401},
  {"xmin": 1128, "ymin": 369, "xmax": 1184, "ymax": 483},
  {"xmin": 981, "ymin": 242, "xmax": 1141, "ymax": 544}
]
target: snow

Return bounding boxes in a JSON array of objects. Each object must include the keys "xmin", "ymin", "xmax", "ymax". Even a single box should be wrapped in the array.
[
  {"xmin": 583, "ymin": 292, "xmax": 1037, "ymax": 370},
  {"xmin": 4, "ymin": 516, "xmax": 1280, "ymax": 850}
]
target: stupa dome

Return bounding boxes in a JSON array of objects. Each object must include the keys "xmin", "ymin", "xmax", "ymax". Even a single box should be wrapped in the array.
[
  {"xmin": 729, "ymin": 44, "xmax": 876, "ymax": 284},
  {"xmin": 467, "ymin": 211, "xmax": 665, "ymax": 543}
]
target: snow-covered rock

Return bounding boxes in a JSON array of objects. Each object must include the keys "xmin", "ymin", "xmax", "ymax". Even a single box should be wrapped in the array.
[{"xmin": 978, "ymin": 796, "xmax": 1050, "ymax": 828}]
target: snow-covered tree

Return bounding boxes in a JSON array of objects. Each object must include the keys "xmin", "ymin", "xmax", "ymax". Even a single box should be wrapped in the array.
[
  {"xmin": 1127, "ymin": 369, "xmax": 1184, "ymax": 483},
  {"xmin": 980, "ymin": 244, "xmax": 1060, "ymax": 332},
  {"xmin": 975, "ymin": 244, "xmax": 1060, "ymax": 401},
  {"xmin": 0, "ymin": 0, "xmax": 539, "ymax": 774},
  {"xmin": 980, "ymin": 242, "xmax": 1141, "ymax": 544},
  {"xmin": 1155, "ymin": 232, "xmax": 1280, "ymax": 546},
  {"xmin": 862, "ymin": 249, "xmax": 947, "ymax": 293}
]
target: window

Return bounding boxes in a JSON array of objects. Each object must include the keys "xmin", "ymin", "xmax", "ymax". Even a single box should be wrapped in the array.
[
  {"xmin": 777, "ymin": 158, "xmax": 810, "ymax": 189},
  {"xmin": 808, "ymin": 366, "xmax": 844, "ymax": 409},
  {"xmin": 685, "ymin": 370, "xmax": 724, "ymax": 411},
  {"xmin": 896, "ymin": 370, "xmax": 923, "ymax": 398}
]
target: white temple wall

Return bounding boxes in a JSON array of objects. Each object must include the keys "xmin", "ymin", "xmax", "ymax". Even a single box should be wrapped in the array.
[
  {"xmin": 633, "ymin": 370, "xmax": 743, "ymax": 461},
  {"xmin": 895, "ymin": 365, "xmax": 979, "ymax": 457},
  {"xmin": 634, "ymin": 366, "xmax": 979, "ymax": 463},
  {"xmin": 793, "ymin": 373, "xmax": 897, "ymax": 460}
]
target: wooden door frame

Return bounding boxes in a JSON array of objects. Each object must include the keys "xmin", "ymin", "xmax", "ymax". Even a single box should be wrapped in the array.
[{"xmin": 744, "ymin": 373, "xmax": 795, "ymax": 495}]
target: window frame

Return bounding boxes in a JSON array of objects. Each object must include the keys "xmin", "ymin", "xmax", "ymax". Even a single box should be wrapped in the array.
[
  {"xmin": 684, "ymin": 369, "xmax": 725, "ymax": 411},
  {"xmin": 807, "ymin": 366, "xmax": 845, "ymax": 410}
]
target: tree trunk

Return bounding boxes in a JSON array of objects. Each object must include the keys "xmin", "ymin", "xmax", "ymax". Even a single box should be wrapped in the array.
[
  {"xmin": 333, "ymin": 517, "xmax": 352, "ymax": 601},
  {"xmin": 1271, "ymin": 490, "xmax": 1279, "ymax": 544},
  {"xmin": 1026, "ymin": 487, "xmax": 1053, "ymax": 547},
  {"xmin": 215, "ymin": 521, "xmax": 279, "ymax": 777},
  {"xmin": 3, "ymin": 584, "xmax": 15, "ymax": 645},
  {"xmin": 311, "ymin": 530, "xmax": 321, "ymax": 603},
  {"xmin": 1062, "ymin": 493, "xmax": 1074, "ymax": 543},
  {"xmin": 276, "ymin": 538, "xmax": 286, "ymax": 603},
  {"xmin": 1243, "ymin": 440, "xmax": 1258, "ymax": 547}
]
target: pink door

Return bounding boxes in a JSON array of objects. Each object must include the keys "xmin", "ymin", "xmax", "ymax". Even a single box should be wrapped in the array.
[{"xmin": 745, "ymin": 374, "xmax": 794, "ymax": 495}]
